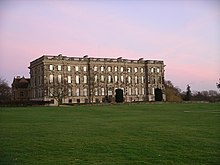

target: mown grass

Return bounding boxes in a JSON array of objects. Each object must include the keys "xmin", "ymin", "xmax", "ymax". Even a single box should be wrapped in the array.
[{"xmin": 0, "ymin": 103, "xmax": 220, "ymax": 164}]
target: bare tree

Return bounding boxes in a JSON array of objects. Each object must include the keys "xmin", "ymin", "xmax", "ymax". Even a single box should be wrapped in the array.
[{"xmin": 0, "ymin": 77, "xmax": 11, "ymax": 101}]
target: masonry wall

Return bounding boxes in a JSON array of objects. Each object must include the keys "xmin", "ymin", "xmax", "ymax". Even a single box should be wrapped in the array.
[{"xmin": 29, "ymin": 55, "xmax": 165, "ymax": 105}]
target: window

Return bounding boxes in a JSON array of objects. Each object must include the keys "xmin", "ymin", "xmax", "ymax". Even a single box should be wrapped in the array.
[
  {"xmin": 152, "ymin": 88, "xmax": 154, "ymax": 95},
  {"xmin": 141, "ymin": 68, "xmax": 144, "ymax": 72},
  {"xmin": 83, "ymin": 88, "xmax": 87, "ymax": 96},
  {"xmin": 67, "ymin": 66, "xmax": 71, "ymax": 71},
  {"xmin": 128, "ymin": 76, "xmax": 131, "ymax": 83},
  {"xmin": 49, "ymin": 65, "xmax": 53, "ymax": 71},
  {"xmin": 68, "ymin": 88, "xmax": 72, "ymax": 96},
  {"xmin": 127, "ymin": 67, "xmax": 131, "ymax": 72},
  {"xmin": 101, "ymin": 88, "xmax": 105, "ymax": 96},
  {"xmin": 49, "ymin": 75, "xmax": 53, "ymax": 83},
  {"xmin": 135, "ymin": 76, "xmax": 138, "ymax": 83},
  {"xmin": 134, "ymin": 67, "xmax": 138, "ymax": 72},
  {"xmin": 94, "ymin": 75, "xmax": 98, "ymax": 82},
  {"xmin": 58, "ymin": 65, "xmax": 62, "ymax": 71},
  {"xmin": 68, "ymin": 76, "xmax": 71, "ymax": 83},
  {"xmin": 94, "ymin": 66, "xmax": 98, "ymax": 71},
  {"xmin": 75, "ymin": 66, "xmax": 79, "ymax": 72},
  {"xmin": 141, "ymin": 76, "xmax": 144, "ymax": 83},
  {"xmin": 101, "ymin": 75, "xmax": 104, "ymax": 82},
  {"xmin": 115, "ymin": 75, "xmax": 118, "ymax": 83},
  {"xmin": 121, "ymin": 76, "xmax": 124, "ymax": 82},
  {"xmin": 101, "ymin": 66, "xmax": 104, "ymax": 72},
  {"xmin": 83, "ymin": 66, "xmax": 87, "ymax": 71},
  {"xmin": 114, "ymin": 66, "xmax": 117, "ymax": 72},
  {"xmin": 108, "ymin": 66, "xmax": 112, "ymax": 72},
  {"xmin": 76, "ymin": 75, "xmax": 80, "ymax": 84},
  {"xmin": 49, "ymin": 88, "xmax": 53, "ymax": 97},
  {"xmin": 142, "ymin": 88, "xmax": 145, "ymax": 95},
  {"xmin": 121, "ymin": 67, "xmax": 123, "ymax": 72},
  {"xmin": 135, "ymin": 88, "xmax": 138, "ymax": 95},
  {"xmin": 76, "ymin": 88, "xmax": 80, "ymax": 96},
  {"xmin": 157, "ymin": 68, "xmax": 160, "ymax": 73},
  {"xmin": 84, "ymin": 75, "xmax": 87, "ymax": 83},
  {"xmin": 58, "ymin": 75, "xmax": 62, "ymax": 83},
  {"xmin": 94, "ymin": 88, "xmax": 98, "ymax": 96},
  {"xmin": 108, "ymin": 75, "xmax": 112, "ymax": 83},
  {"xmin": 128, "ymin": 88, "xmax": 132, "ymax": 95}
]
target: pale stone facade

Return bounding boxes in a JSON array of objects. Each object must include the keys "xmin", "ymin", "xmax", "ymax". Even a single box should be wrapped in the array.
[{"xmin": 29, "ymin": 54, "xmax": 165, "ymax": 105}]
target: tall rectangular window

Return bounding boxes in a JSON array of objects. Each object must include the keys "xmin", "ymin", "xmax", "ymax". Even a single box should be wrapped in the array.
[
  {"xmin": 94, "ymin": 66, "xmax": 98, "ymax": 71},
  {"xmin": 108, "ymin": 75, "xmax": 112, "ymax": 83},
  {"xmin": 68, "ymin": 88, "xmax": 72, "ymax": 96},
  {"xmin": 68, "ymin": 76, "xmax": 71, "ymax": 83},
  {"xmin": 141, "ymin": 76, "xmax": 144, "ymax": 83},
  {"xmin": 49, "ymin": 75, "xmax": 53, "ymax": 83},
  {"xmin": 84, "ymin": 75, "xmax": 87, "ymax": 83},
  {"xmin": 76, "ymin": 75, "xmax": 80, "ymax": 84},
  {"xmin": 108, "ymin": 66, "xmax": 112, "ymax": 72},
  {"xmin": 134, "ymin": 67, "xmax": 138, "ymax": 72},
  {"xmin": 75, "ymin": 66, "xmax": 79, "ymax": 72},
  {"xmin": 101, "ymin": 66, "xmax": 104, "ymax": 72},
  {"xmin": 121, "ymin": 67, "xmax": 123, "ymax": 72},
  {"xmin": 128, "ymin": 67, "xmax": 131, "ymax": 72},
  {"xmin": 67, "ymin": 66, "xmax": 71, "ymax": 71},
  {"xmin": 94, "ymin": 88, "xmax": 98, "ymax": 96},
  {"xmin": 101, "ymin": 88, "xmax": 105, "ymax": 96},
  {"xmin": 141, "ymin": 68, "xmax": 144, "ymax": 72},
  {"xmin": 121, "ymin": 75, "xmax": 124, "ymax": 82},
  {"xmin": 58, "ymin": 65, "xmax": 62, "ymax": 71},
  {"xmin": 49, "ymin": 65, "xmax": 53, "ymax": 71},
  {"xmin": 135, "ymin": 76, "xmax": 138, "ymax": 83},
  {"xmin": 128, "ymin": 88, "xmax": 132, "ymax": 95},
  {"xmin": 114, "ymin": 66, "xmax": 117, "ymax": 72},
  {"xmin": 83, "ymin": 88, "xmax": 87, "ymax": 96},
  {"xmin": 83, "ymin": 66, "xmax": 87, "ymax": 71},
  {"xmin": 115, "ymin": 75, "xmax": 118, "ymax": 82},
  {"xmin": 94, "ymin": 75, "xmax": 98, "ymax": 82},
  {"xmin": 142, "ymin": 88, "xmax": 145, "ymax": 95},
  {"xmin": 58, "ymin": 75, "xmax": 62, "ymax": 83},
  {"xmin": 101, "ymin": 75, "xmax": 104, "ymax": 82},
  {"xmin": 128, "ymin": 76, "xmax": 131, "ymax": 83},
  {"xmin": 76, "ymin": 88, "xmax": 80, "ymax": 96},
  {"xmin": 135, "ymin": 88, "xmax": 138, "ymax": 95}
]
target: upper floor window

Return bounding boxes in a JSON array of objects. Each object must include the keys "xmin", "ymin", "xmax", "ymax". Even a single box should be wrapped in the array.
[
  {"xmin": 121, "ymin": 75, "xmax": 124, "ymax": 82},
  {"xmin": 75, "ymin": 66, "xmax": 79, "ymax": 72},
  {"xmin": 49, "ymin": 65, "xmax": 53, "ymax": 71},
  {"xmin": 67, "ymin": 66, "xmax": 71, "ymax": 71},
  {"xmin": 101, "ymin": 88, "xmax": 105, "ymax": 96},
  {"xmin": 84, "ymin": 75, "xmax": 87, "ymax": 83},
  {"xmin": 127, "ymin": 67, "xmax": 131, "ymax": 72},
  {"xmin": 101, "ymin": 75, "xmax": 104, "ymax": 82},
  {"xmin": 135, "ymin": 76, "xmax": 138, "ymax": 83},
  {"xmin": 101, "ymin": 66, "xmax": 104, "ymax": 72},
  {"xmin": 115, "ymin": 75, "xmax": 118, "ymax": 83},
  {"xmin": 94, "ymin": 75, "xmax": 98, "ymax": 82},
  {"xmin": 134, "ymin": 67, "xmax": 138, "ymax": 72},
  {"xmin": 114, "ymin": 67, "xmax": 117, "ymax": 72},
  {"xmin": 58, "ymin": 65, "xmax": 62, "ymax": 71},
  {"xmin": 83, "ymin": 88, "xmax": 87, "ymax": 96},
  {"xmin": 49, "ymin": 74, "xmax": 53, "ymax": 83},
  {"xmin": 120, "ymin": 67, "xmax": 123, "ymax": 72},
  {"xmin": 68, "ymin": 76, "xmax": 71, "ymax": 83},
  {"xmin": 58, "ymin": 75, "xmax": 62, "ymax": 83},
  {"xmin": 128, "ymin": 76, "xmax": 131, "ymax": 83},
  {"xmin": 157, "ymin": 68, "xmax": 160, "ymax": 73},
  {"xmin": 76, "ymin": 75, "xmax": 80, "ymax": 84},
  {"xmin": 83, "ymin": 66, "xmax": 87, "ymax": 72},
  {"xmin": 68, "ymin": 88, "xmax": 72, "ymax": 96},
  {"xmin": 108, "ymin": 66, "xmax": 112, "ymax": 72},
  {"xmin": 94, "ymin": 66, "xmax": 98, "ymax": 71},
  {"xmin": 140, "ymin": 68, "xmax": 144, "ymax": 72}
]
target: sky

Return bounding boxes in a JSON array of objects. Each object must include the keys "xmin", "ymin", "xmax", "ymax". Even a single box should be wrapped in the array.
[{"xmin": 0, "ymin": 0, "xmax": 220, "ymax": 92}]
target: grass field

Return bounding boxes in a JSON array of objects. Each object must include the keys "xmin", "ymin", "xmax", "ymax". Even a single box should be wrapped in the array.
[{"xmin": 0, "ymin": 103, "xmax": 220, "ymax": 165}]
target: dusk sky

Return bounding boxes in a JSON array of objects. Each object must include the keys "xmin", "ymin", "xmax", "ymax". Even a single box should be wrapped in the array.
[{"xmin": 0, "ymin": 0, "xmax": 219, "ymax": 92}]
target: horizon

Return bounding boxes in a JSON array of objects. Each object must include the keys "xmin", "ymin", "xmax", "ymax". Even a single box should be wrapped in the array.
[{"xmin": 0, "ymin": 0, "xmax": 220, "ymax": 91}]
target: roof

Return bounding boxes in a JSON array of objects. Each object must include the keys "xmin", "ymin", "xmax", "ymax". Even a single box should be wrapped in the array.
[{"xmin": 12, "ymin": 76, "xmax": 30, "ymax": 88}]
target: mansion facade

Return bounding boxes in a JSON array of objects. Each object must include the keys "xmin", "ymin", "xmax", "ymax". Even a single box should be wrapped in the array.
[{"xmin": 29, "ymin": 54, "xmax": 166, "ymax": 105}]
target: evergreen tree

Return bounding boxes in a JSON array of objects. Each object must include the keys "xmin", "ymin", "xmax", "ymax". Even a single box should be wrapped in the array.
[{"xmin": 185, "ymin": 84, "xmax": 192, "ymax": 101}]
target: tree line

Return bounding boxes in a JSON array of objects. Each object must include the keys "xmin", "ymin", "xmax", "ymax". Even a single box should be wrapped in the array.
[{"xmin": 1, "ymin": 77, "xmax": 220, "ymax": 105}]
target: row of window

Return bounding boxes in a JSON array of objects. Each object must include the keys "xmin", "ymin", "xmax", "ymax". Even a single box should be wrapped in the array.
[
  {"xmin": 49, "ymin": 87, "xmax": 145, "ymax": 97},
  {"xmin": 49, "ymin": 64, "xmax": 145, "ymax": 73},
  {"xmin": 49, "ymin": 75, "xmax": 146, "ymax": 84}
]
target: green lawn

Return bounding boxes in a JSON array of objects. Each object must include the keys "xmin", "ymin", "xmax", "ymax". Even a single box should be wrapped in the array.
[{"xmin": 0, "ymin": 103, "xmax": 220, "ymax": 165}]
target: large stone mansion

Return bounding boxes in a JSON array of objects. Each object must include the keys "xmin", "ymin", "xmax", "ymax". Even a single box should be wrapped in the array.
[{"xmin": 25, "ymin": 54, "xmax": 166, "ymax": 105}]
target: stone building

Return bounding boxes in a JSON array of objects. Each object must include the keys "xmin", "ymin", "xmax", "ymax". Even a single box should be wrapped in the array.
[
  {"xmin": 11, "ymin": 76, "xmax": 30, "ymax": 101},
  {"xmin": 29, "ymin": 54, "xmax": 165, "ymax": 105}
]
